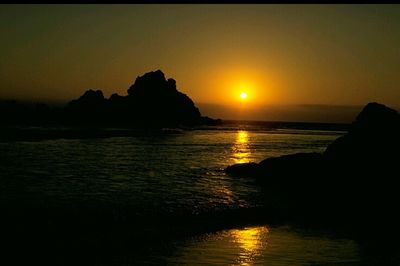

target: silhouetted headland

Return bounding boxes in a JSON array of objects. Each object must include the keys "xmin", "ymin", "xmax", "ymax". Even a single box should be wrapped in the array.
[
  {"xmin": 226, "ymin": 102, "xmax": 400, "ymax": 240},
  {"xmin": 0, "ymin": 70, "xmax": 221, "ymax": 131}
]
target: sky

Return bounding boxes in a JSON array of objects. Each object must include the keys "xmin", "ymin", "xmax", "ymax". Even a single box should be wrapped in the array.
[{"xmin": 1, "ymin": 4, "xmax": 400, "ymax": 122}]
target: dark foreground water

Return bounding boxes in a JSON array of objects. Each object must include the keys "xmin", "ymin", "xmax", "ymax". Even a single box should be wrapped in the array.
[
  {"xmin": 0, "ymin": 125, "xmax": 374, "ymax": 265},
  {"xmin": 168, "ymin": 225, "xmax": 361, "ymax": 265}
]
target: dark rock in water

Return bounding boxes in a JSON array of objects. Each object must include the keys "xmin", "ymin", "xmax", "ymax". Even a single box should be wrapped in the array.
[
  {"xmin": 226, "ymin": 153, "xmax": 326, "ymax": 212},
  {"xmin": 324, "ymin": 102, "xmax": 400, "ymax": 166},
  {"xmin": 225, "ymin": 162, "xmax": 259, "ymax": 177},
  {"xmin": 127, "ymin": 70, "xmax": 176, "ymax": 96},
  {"xmin": 62, "ymin": 70, "xmax": 219, "ymax": 128},
  {"xmin": 124, "ymin": 70, "xmax": 202, "ymax": 127},
  {"xmin": 225, "ymin": 153, "xmax": 323, "ymax": 180},
  {"xmin": 1, "ymin": 70, "xmax": 221, "ymax": 129},
  {"xmin": 109, "ymin": 93, "xmax": 124, "ymax": 102},
  {"xmin": 68, "ymin": 89, "xmax": 106, "ymax": 107},
  {"xmin": 225, "ymin": 102, "xmax": 400, "ymax": 232},
  {"xmin": 322, "ymin": 102, "xmax": 400, "ymax": 227},
  {"xmin": 66, "ymin": 89, "xmax": 107, "ymax": 126},
  {"xmin": 258, "ymin": 152, "xmax": 323, "ymax": 175},
  {"xmin": 226, "ymin": 102, "xmax": 400, "ymax": 180}
]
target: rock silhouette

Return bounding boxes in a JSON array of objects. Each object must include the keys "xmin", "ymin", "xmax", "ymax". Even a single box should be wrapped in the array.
[
  {"xmin": 123, "ymin": 70, "xmax": 202, "ymax": 127},
  {"xmin": 0, "ymin": 70, "xmax": 221, "ymax": 129},
  {"xmin": 66, "ymin": 89, "xmax": 107, "ymax": 125},
  {"xmin": 324, "ymin": 102, "xmax": 400, "ymax": 166},
  {"xmin": 226, "ymin": 102, "xmax": 400, "ymax": 235}
]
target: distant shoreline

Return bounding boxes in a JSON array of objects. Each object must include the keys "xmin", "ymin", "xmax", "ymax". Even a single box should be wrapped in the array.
[
  {"xmin": 218, "ymin": 119, "xmax": 349, "ymax": 131},
  {"xmin": 0, "ymin": 120, "xmax": 348, "ymax": 142}
]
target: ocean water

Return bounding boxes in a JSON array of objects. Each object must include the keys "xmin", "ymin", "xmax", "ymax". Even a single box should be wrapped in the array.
[
  {"xmin": 0, "ymin": 126, "xmax": 362, "ymax": 265},
  {"xmin": 0, "ymin": 127, "xmax": 341, "ymax": 213},
  {"xmin": 168, "ymin": 225, "xmax": 361, "ymax": 266}
]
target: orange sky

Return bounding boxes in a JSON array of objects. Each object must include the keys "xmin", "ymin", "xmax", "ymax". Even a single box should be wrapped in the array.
[{"xmin": 1, "ymin": 5, "xmax": 400, "ymax": 121}]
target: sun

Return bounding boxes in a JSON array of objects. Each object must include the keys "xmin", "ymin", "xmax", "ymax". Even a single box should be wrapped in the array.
[{"xmin": 240, "ymin": 92, "xmax": 248, "ymax": 100}]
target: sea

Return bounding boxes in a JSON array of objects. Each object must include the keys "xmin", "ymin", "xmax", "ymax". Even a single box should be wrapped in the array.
[{"xmin": 0, "ymin": 122, "xmax": 369, "ymax": 265}]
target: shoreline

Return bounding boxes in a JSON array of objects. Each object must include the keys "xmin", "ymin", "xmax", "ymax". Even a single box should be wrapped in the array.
[{"xmin": 0, "ymin": 122, "xmax": 347, "ymax": 142}]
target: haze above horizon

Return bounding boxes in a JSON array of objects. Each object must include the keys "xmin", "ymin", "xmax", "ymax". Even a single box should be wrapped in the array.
[{"xmin": 1, "ymin": 4, "xmax": 400, "ymax": 122}]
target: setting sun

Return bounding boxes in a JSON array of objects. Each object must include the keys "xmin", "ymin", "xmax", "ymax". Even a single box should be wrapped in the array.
[{"xmin": 240, "ymin": 92, "xmax": 248, "ymax": 100}]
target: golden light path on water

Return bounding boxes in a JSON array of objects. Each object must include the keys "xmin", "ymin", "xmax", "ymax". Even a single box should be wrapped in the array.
[
  {"xmin": 168, "ymin": 225, "xmax": 361, "ymax": 265},
  {"xmin": 232, "ymin": 130, "xmax": 251, "ymax": 164},
  {"xmin": 209, "ymin": 130, "xmax": 252, "ymax": 205},
  {"xmin": 166, "ymin": 130, "xmax": 361, "ymax": 265},
  {"xmin": 229, "ymin": 132, "xmax": 266, "ymax": 265},
  {"xmin": 231, "ymin": 227, "xmax": 269, "ymax": 265},
  {"xmin": 168, "ymin": 226, "xmax": 270, "ymax": 265}
]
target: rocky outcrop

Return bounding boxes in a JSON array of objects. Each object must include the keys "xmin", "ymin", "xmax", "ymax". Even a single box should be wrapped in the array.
[
  {"xmin": 226, "ymin": 162, "xmax": 260, "ymax": 177},
  {"xmin": 68, "ymin": 89, "xmax": 106, "ymax": 107},
  {"xmin": 1, "ymin": 70, "xmax": 222, "ymax": 132},
  {"xmin": 324, "ymin": 102, "xmax": 400, "ymax": 166},
  {"xmin": 123, "ymin": 70, "xmax": 202, "ymax": 127},
  {"xmin": 226, "ymin": 102, "xmax": 400, "ymax": 179},
  {"xmin": 64, "ymin": 70, "xmax": 220, "ymax": 128},
  {"xmin": 1, "ymin": 70, "xmax": 221, "ymax": 128},
  {"xmin": 322, "ymin": 103, "xmax": 400, "ymax": 223},
  {"xmin": 225, "ymin": 102, "xmax": 400, "ymax": 230}
]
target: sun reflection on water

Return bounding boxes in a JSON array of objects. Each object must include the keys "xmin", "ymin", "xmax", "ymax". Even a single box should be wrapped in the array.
[
  {"xmin": 232, "ymin": 131, "xmax": 251, "ymax": 164},
  {"xmin": 168, "ymin": 225, "xmax": 361, "ymax": 265},
  {"xmin": 231, "ymin": 226, "xmax": 269, "ymax": 265}
]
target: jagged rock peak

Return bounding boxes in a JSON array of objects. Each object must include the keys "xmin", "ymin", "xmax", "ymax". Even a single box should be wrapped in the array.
[
  {"xmin": 352, "ymin": 102, "xmax": 400, "ymax": 132},
  {"xmin": 67, "ymin": 89, "xmax": 105, "ymax": 108},
  {"xmin": 127, "ymin": 70, "xmax": 177, "ymax": 95},
  {"xmin": 80, "ymin": 89, "xmax": 105, "ymax": 100}
]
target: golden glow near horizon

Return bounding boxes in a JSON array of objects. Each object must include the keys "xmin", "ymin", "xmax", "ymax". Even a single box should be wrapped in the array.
[
  {"xmin": 232, "ymin": 80, "xmax": 256, "ymax": 104},
  {"xmin": 223, "ymin": 73, "xmax": 273, "ymax": 107},
  {"xmin": 2, "ymin": 5, "xmax": 400, "ymax": 117}
]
